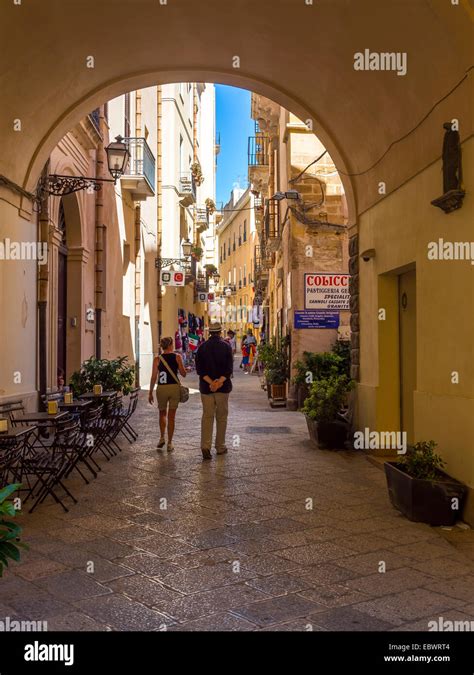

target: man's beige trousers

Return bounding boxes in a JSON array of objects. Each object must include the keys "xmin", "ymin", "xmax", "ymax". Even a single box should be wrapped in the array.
[{"xmin": 200, "ymin": 392, "xmax": 230, "ymax": 451}]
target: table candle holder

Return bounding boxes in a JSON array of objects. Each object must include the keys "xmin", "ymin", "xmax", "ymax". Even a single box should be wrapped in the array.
[{"xmin": 48, "ymin": 400, "xmax": 58, "ymax": 415}]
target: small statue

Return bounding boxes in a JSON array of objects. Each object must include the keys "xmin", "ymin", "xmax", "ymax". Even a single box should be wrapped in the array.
[
  {"xmin": 442, "ymin": 122, "xmax": 462, "ymax": 193},
  {"xmin": 431, "ymin": 123, "xmax": 465, "ymax": 213}
]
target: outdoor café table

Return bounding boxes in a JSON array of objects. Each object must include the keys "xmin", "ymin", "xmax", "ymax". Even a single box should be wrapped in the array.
[
  {"xmin": 78, "ymin": 391, "xmax": 117, "ymax": 399},
  {"xmin": 58, "ymin": 400, "xmax": 92, "ymax": 411},
  {"xmin": 13, "ymin": 411, "xmax": 69, "ymax": 424},
  {"xmin": 12, "ymin": 411, "xmax": 69, "ymax": 449}
]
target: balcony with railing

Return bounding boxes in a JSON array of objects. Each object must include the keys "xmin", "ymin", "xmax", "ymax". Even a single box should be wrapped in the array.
[
  {"xmin": 195, "ymin": 205, "xmax": 209, "ymax": 233},
  {"xmin": 264, "ymin": 198, "xmax": 282, "ymax": 252},
  {"xmin": 248, "ymin": 134, "xmax": 271, "ymax": 194},
  {"xmin": 254, "ymin": 245, "xmax": 271, "ymax": 283},
  {"xmin": 121, "ymin": 137, "xmax": 156, "ymax": 200},
  {"xmin": 248, "ymin": 134, "xmax": 270, "ymax": 167},
  {"xmin": 179, "ymin": 173, "xmax": 197, "ymax": 206}
]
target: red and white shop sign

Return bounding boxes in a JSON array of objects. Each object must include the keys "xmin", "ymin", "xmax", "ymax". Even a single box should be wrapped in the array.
[
  {"xmin": 304, "ymin": 273, "xmax": 350, "ymax": 310},
  {"xmin": 160, "ymin": 270, "xmax": 185, "ymax": 287}
]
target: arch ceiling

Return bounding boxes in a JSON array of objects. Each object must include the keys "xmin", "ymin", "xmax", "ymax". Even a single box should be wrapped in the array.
[{"xmin": 0, "ymin": 0, "xmax": 472, "ymax": 216}]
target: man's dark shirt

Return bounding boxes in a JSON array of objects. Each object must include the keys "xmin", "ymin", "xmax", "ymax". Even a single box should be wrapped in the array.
[{"xmin": 195, "ymin": 335, "xmax": 233, "ymax": 394}]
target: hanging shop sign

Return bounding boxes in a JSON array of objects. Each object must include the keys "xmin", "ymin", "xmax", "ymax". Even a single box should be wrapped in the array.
[
  {"xmin": 294, "ymin": 310, "xmax": 340, "ymax": 329},
  {"xmin": 304, "ymin": 273, "xmax": 350, "ymax": 310},
  {"xmin": 197, "ymin": 292, "xmax": 207, "ymax": 303},
  {"xmin": 161, "ymin": 270, "xmax": 185, "ymax": 287},
  {"xmin": 207, "ymin": 292, "xmax": 215, "ymax": 302}
]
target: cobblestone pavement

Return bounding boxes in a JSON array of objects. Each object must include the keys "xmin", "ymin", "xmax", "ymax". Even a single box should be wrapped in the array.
[{"xmin": 3, "ymin": 365, "xmax": 474, "ymax": 631}]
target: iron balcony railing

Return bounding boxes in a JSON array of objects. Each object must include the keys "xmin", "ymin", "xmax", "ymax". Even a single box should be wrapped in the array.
[
  {"xmin": 195, "ymin": 206, "xmax": 208, "ymax": 224},
  {"xmin": 248, "ymin": 134, "xmax": 270, "ymax": 167},
  {"xmin": 264, "ymin": 198, "xmax": 281, "ymax": 247},
  {"xmin": 124, "ymin": 137, "xmax": 156, "ymax": 193},
  {"xmin": 179, "ymin": 173, "xmax": 197, "ymax": 202}
]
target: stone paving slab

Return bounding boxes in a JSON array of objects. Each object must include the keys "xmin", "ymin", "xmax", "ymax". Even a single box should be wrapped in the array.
[{"xmin": 2, "ymin": 365, "xmax": 473, "ymax": 631}]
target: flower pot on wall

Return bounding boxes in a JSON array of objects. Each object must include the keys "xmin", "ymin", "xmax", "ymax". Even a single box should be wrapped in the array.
[{"xmin": 384, "ymin": 462, "xmax": 467, "ymax": 526}]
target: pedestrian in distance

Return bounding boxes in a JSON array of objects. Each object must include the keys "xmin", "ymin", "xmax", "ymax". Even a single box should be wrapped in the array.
[
  {"xmin": 195, "ymin": 322, "xmax": 233, "ymax": 460},
  {"xmin": 239, "ymin": 333, "xmax": 247, "ymax": 369},
  {"xmin": 149, "ymin": 336, "xmax": 187, "ymax": 452}
]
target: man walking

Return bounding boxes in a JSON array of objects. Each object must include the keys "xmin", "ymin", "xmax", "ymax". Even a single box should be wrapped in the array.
[{"xmin": 195, "ymin": 322, "xmax": 233, "ymax": 460}]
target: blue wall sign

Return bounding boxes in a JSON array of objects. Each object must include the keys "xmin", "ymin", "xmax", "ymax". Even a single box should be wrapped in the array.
[{"xmin": 294, "ymin": 310, "xmax": 340, "ymax": 329}]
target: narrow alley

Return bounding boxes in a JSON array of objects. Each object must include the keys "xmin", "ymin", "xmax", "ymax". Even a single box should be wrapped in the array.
[{"xmin": 3, "ymin": 365, "xmax": 473, "ymax": 632}]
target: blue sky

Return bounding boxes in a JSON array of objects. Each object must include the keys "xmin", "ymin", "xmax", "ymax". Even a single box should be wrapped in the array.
[{"xmin": 215, "ymin": 85, "xmax": 254, "ymax": 206}]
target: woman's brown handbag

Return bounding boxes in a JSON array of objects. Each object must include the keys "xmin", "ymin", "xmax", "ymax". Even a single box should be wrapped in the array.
[{"xmin": 158, "ymin": 356, "xmax": 189, "ymax": 403}]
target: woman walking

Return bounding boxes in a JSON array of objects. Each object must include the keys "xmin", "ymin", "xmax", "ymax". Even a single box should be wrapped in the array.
[{"xmin": 148, "ymin": 336, "xmax": 187, "ymax": 452}]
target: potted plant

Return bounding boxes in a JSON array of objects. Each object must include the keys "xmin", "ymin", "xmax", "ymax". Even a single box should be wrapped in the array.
[
  {"xmin": 384, "ymin": 441, "xmax": 467, "ymax": 526},
  {"xmin": 205, "ymin": 197, "xmax": 216, "ymax": 215},
  {"xmin": 263, "ymin": 340, "xmax": 288, "ymax": 404},
  {"xmin": 191, "ymin": 246, "xmax": 203, "ymax": 261},
  {"xmin": 190, "ymin": 161, "xmax": 204, "ymax": 186},
  {"xmin": 266, "ymin": 364, "xmax": 287, "ymax": 401},
  {"xmin": 0, "ymin": 483, "xmax": 28, "ymax": 576},
  {"xmin": 70, "ymin": 356, "xmax": 135, "ymax": 396},
  {"xmin": 292, "ymin": 340, "xmax": 351, "ymax": 410},
  {"xmin": 302, "ymin": 374, "xmax": 354, "ymax": 449},
  {"xmin": 204, "ymin": 263, "xmax": 218, "ymax": 276}
]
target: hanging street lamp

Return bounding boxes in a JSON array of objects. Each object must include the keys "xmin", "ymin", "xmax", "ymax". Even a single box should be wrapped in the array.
[
  {"xmin": 155, "ymin": 238, "xmax": 193, "ymax": 269},
  {"xmin": 36, "ymin": 136, "xmax": 129, "ymax": 202}
]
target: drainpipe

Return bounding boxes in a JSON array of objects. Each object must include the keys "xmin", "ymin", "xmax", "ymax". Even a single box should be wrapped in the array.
[
  {"xmin": 134, "ymin": 90, "xmax": 142, "ymax": 387},
  {"xmin": 157, "ymin": 85, "xmax": 163, "ymax": 344},
  {"xmin": 134, "ymin": 203, "xmax": 141, "ymax": 387},
  {"xmin": 37, "ymin": 162, "xmax": 50, "ymax": 410},
  {"xmin": 95, "ymin": 107, "xmax": 107, "ymax": 359}
]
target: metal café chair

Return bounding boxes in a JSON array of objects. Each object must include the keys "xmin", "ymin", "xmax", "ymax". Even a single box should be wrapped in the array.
[{"xmin": 22, "ymin": 418, "xmax": 80, "ymax": 513}]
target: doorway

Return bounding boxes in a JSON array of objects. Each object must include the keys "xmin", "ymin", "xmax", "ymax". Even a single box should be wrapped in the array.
[{"xmin": 399, "ymin": 269, "xmax": 417, "ymax": 444}]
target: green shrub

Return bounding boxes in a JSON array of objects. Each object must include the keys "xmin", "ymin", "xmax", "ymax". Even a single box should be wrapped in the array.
[
  {"xmin": 70, "ymin": 356, "xmax": 135, "ymax": 396},
  {"xmin": 0, "ymin": 484, "xmax": 28, "ymax": 576},
  {"xmin": 259, "ymin": 339, "xmax": 288, "ymax": 385},
  {"xmin": 293, "ymin": 340, "xmax": 351, "ymax": 386},
  {"xmin": 302, "ymin": 374, "xmax": 354, "ymax": 423},
  {"xmin": 401, "ymin": 440, "xmax": 446, "ymax": 480}
]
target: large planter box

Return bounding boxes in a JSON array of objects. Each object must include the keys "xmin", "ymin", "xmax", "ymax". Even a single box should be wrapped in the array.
[
  {"xmin": 270, "ymin": 383, "xmax": 286, "ymax": 400},
  {"xmin": 384, "ymin": 462, "xmax": 467, "ymax": 526},
  {"xmin": 305, "ymin": 415, "xmax": 347, "ymax": 450}
]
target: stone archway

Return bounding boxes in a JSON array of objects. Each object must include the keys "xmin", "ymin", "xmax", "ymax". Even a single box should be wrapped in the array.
[{"xmin": 1, "ymin": 0, "xmax": 471, "ymax": 218}]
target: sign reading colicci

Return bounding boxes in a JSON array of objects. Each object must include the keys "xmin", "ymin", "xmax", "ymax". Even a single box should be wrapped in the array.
[
  {"xmin": 304, "ymin": 273, "xmax": 350, "ymax": 311},
  {"xmin": 160, "ymin": 270, "xmax": 185, "ymax": 287}
]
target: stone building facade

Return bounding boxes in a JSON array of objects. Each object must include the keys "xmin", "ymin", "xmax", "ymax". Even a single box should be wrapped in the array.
[
  {"xmin": 216, "ymin": 188, "xmax": 257, "ymax": 338},
  {"xmin": 249, "ymin": 94, "xmax": 350, "ymax": 408}
]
